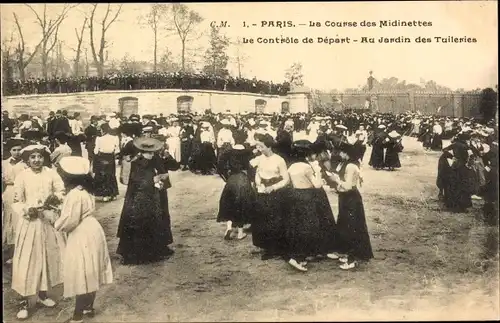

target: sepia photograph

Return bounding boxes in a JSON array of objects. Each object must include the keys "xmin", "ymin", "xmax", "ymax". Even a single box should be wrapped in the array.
[{"xmin": 1, "ymin": 1, "xmax": 498, "ymax": 322}]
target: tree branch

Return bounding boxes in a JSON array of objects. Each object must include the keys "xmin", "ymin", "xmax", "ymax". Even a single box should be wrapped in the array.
[{"xmin": 104, "ymin": 4, "xmax": 122, "ymax": 31}]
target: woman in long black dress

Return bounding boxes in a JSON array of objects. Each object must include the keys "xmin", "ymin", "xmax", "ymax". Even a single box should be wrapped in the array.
[
  {"xmin": 117, "ymin": 137, "xmax": 174, "ymax": 265},
  {"xmin": 368, "ymin": 125, "xmax": 386, "ymax": 170},
  {"xmin": 216, "ymin": 133, "xmax": 254, "ymax": 241},
  {"xmin": 441, "ymin": 132, "xmax": 475, "ymax": 212},
  {"xmin": 325, "ymin": 141, "xmax": 374, "ymax": 270},
  {"xmin": 284, "ymin": 140, "xmax": 339, "ymax": 272},
  {"xmin": 250, "ymin": 133, "xmax": 290, "ymax": 260},
  {"xmin": 384, "ymin": 130, "xmax": 403, "ymax": 171}
]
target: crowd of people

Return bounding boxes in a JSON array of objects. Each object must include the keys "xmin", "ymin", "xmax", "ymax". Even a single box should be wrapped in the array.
[
  {"xmin": 2, "ymin": 107, "xmax": 498, "ymax": 321},
  {"xmin": 3, "ymin": 72, "xmax": 291, "ymax": 97}
]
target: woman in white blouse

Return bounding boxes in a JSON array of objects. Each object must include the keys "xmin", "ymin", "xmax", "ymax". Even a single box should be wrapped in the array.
[
  {"xmin": 11, "ymin": 145, "xmax": 66, "ymax": 320},
  {"xmin": 93, "ymin": 123, "xmax": 120, "ymax": 202},
  {"xmin": 285, "ymin": 140, "xmax": 339, "ymax": 272},
  {"xmin": 250, "ymin": 133, "xmax": 290, "ymax": 260},
  {"xmin": 324, "ymin": 141, "xmax": 374, "ymax": 270}
]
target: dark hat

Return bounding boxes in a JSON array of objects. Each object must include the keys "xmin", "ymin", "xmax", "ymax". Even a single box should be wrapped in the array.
[
  {"xmin": 129, "ymin": 114, "xmax": 140, "ymax": 122},
  {"xmin": 5, "ymin": 138, "xmax": 27, "ymax": 150},
  {"xmin": 21, "ymin": 129, "xmax": 45, "ymax": 142},
  {"xmin": 132, "ymin": 137, "xmax": 164, "ymax": 152}
]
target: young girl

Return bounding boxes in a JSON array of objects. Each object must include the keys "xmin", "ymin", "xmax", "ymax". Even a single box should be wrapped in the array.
[
  {"xmin": 11, "ymin": 144, "xmax": 66, "ymax": 320},
  {"xmin": 54, "ymin": 156, "xmax": 113, "ymax": 323}
]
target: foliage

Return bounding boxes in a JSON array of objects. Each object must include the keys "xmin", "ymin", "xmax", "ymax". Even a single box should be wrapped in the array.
[
  {"xmin": 202, "ymin": 25, "xmax": 229, "ymax": 77},
  {"xmin": 479, "ymin": 87, "xmax": 498, "ymax": 123}
]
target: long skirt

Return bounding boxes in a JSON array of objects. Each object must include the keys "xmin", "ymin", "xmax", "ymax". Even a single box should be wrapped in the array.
[
  {"xmin": 471, "ymin": 157, "xmax": 486, "ymax": 195},
  {"xmin": 336, "ymin": 189, "xmax": 373, "ymax": 262},
  {"xmin": 436, "ymin": 154, "xmax": 452, "ymax": 195},
  {"xmin": 384, "ymin": 147, "xmax": 401, "ymax": 168},
  {"xmin": 285, "ymin": 188, "xmax": 337, "ymax": 259},
  {"xmin": 368, "ymin": 144, "xmax": 385, "ymax": 168},
  {"xmin": 216, "ymin": 143, "xmax": 232, "ymax": 176},
  {"xmin": 195, "ymin": 142, "xmax": 217, "ymax": 173},
  {"xmin": 166, "ymin": 137, "xmax": 181, "ymax": 163},
  {"xmin": 120, "ymin": 158, "xmax": 132, "ymax": 185},
  {"xmin": 62, "ymin": 217, "xmax": 113, "ymax": 297},
  {"xmin": 117, "ymin": 187, "xmax": 173, "ymax": 264},
  {"xmin": 444, "ymin": 164, "xmax": 474, "ymax": 211},
  {"xmin": 217, "ymin": 172, "xmax": 254, "ymax": 227},
  {"xmin": 93, "ymin": 153, "xmax": 119, "ymax": 198},
  {"xmin": 430, "ymin": 134, "xmax": 443, "ymax": 151},
  {"xmin": 12, "ymin": 217, "xmax": 66, "ymax": 296},
  {"xmin": 2, "ymin": 185, "xmax": 17, "ymax": 245},
  {"xmin": 252, "ymin": 183, "xmax": 288, "ymax": 254},
  {"xmin": 180, "ymin": 139, "xmax": 192, "ymax": 166}
]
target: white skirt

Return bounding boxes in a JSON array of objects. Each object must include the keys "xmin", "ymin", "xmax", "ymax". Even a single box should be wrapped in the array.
[
  {"xmin": 166, "ymin": 137, "xmax": 182, "ymax": 162},
  {"xmin": 63, "ymin": 216, "xmax": 113, "ymax": 297},
  {"xmin": 12, "ymin": 217, "xmax": 66, "ymax": 296}
]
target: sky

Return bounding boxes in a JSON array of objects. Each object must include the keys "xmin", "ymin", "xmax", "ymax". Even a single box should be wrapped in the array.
[{"xmin": 0, "ymin": 1, "xmax": 497, "ymax": 91}]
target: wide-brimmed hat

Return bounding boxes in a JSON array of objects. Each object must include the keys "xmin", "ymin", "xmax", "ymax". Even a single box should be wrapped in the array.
[
  {"xmin": 59, "ymin": 156, "xmax": 90, "ymax": 175},
  {"xmin": 133, "ymin": 137, "xmax": 163, "ymax": 152},
  {"xmin": 377, "ymin": 124, "xmax": 386, "ymax": 129},
  {"xmin": 220, "ymin": 119, "xmax": 231, "ymax": 126},
  {"xmin": 21, "ymin": 129, "xmax": 46, "ymax": 142},
  {"xmin": 5, "ymin": 138, "xmax": 27, "ymax": 150},
  {"xmin": 388, "ymin": 130, "xmax": 401, "ymax": 138},
  {"xmin": 336, "ymin": 124, "xmax": 348, "ymax": 130},
  {"xmin": 20, "ymin": 144, "xmax": 51, "ymax": 161}
]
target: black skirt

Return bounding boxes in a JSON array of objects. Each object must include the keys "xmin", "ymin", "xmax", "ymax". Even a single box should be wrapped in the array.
[
  {"xmin": 336, "ymin": 189, "xmax": 373, "ymax": 261},
  {"xmin": 285, "ymin": 188, "xmax": 338, "ymax": 258},
  {"xmin": 217, "ymin": 172, "xmax": 255, "ymax": 226},
  {"xmin": 93, "ymin": 152, "xmax": 119, "ymax": 198},
  {"xmin": 384, "ymin": 146, "xmax": 401, "ymax": 168},
  {"xmin": 430, "ymin": 134, "xmax": 443, "ymax": 151},
  {"xmin": 368, "ymin": 144, "xmax": 385, "ymax": 168},
  {"xmin": 251, "ymin": 178, "xmax": 288, "ymax": 253}
]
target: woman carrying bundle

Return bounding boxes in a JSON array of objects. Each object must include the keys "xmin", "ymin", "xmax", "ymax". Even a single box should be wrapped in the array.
[{"xmin": 117, "ymin": 136, "xmax": 174, "ymax": 265}]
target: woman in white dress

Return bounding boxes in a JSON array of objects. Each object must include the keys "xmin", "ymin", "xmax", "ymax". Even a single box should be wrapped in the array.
[
  {"xmin": 54, "ymin": 156, "xmax": 113, "ymax": 323},
  {"xmin": 11, "ymin": 144, "xmax": 66, "ymax": 320},
  {"xmin": 165, "ymin": 118, "xmax": 182, "ymax": 163}
]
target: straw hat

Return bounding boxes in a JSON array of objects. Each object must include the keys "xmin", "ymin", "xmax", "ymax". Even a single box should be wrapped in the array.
[
  {"xmin": 388, "ymin": 130, "xmax": 401, "ymax": 138},
  {"xmin": 336, "ymin": 125, "xmax": 348, "ymax": 130},
  {"xmin": 20, "ymin": 144, "xmax": 51, "ymax": 161},
  {"xmin": 377, "ymin": 124, "xmax": 386, "ymax": 129},
  {"xmin": 132, "ymin": 137, "xmax": 164, "ymax": 152},
  {"xmin": 59, "ymin": 156, "xmax": 90, "ymax": 175}
]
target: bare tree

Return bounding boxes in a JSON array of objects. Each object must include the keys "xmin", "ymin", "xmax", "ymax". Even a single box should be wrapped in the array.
[
  {"xmin": 88, "ymin": 3, "xmax": 123, "ymax": 77},
  {"xmin": 25, "ymin": 4, "xmax": 76, "ymax": 79},
  {"xmin": 12, "ymin": 12, "xmax": 44, "ymax": 81},
  {"xmin": 2, "ymin": 31, "xmax": 16, "ymax": 94},
  {"xmin": 140, "ymin": 4, "xmax": 171, "ymax": 73},
  {"xmin": 168, "ymin": 4, "xmax": 202, "ymax": 72},
  {"xmin": 70, "ymin": 17, "xmax": 88, "ymax": 77}
]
